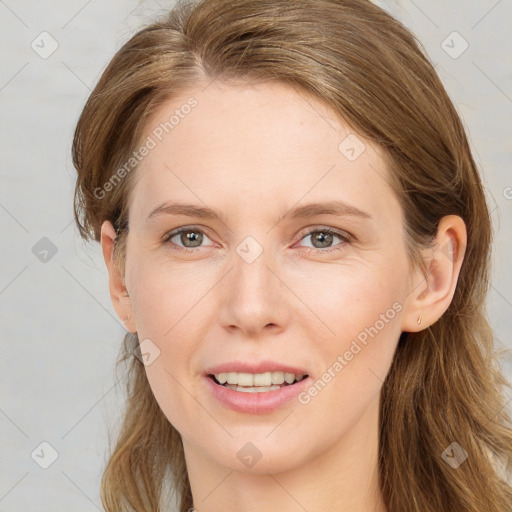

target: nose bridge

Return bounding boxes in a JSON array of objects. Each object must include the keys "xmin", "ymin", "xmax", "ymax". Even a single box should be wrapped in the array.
[
  {"xmin": 219, "ymin": 233, "xmax": 286, "ymax": 333},
  {"xmin": 233, "ymin": 233, "xmax": 277, "ymax": 302}
]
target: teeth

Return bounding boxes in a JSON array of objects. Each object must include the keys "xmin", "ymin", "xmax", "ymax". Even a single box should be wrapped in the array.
[
  {"xmin": 253, "ymin": 372, "xmax": 271, "ymax": 386},
  {"xmin": 227, "ymin": 372, "xmax": 253, "ymax": 386},
  {"xmin": 225, "ymin": 384, "xmax": 282, "ymax": 393},
  {"xmin": 214, "ymin": 371, "xmax": 305, "ymax": 387},
  {"xmin": 272, "ymin": 371, "xmax": 285, "ymax": 384},
  {"xmin": 284, "ymin": 373, "xmax": 296, "ymax": 384}
]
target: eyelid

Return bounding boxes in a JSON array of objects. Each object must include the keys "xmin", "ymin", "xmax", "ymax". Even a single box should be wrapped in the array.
[{"xmin": 294, "ymin": 225, "xmax": 354, "ymax": 243}]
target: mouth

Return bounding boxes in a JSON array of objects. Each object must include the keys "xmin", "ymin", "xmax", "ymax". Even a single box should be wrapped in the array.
[
  {"xmin": 204, "ymin": 369, "xmax": 311, "ymax": 413},
  {"xmin": 207, "ymin": 372, "xmax": 309, "ymax": 393}
]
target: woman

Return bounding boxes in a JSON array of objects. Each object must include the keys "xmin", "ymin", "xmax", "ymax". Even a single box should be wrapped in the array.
[{"xmin": 72, "ymin": 0, "xmax": 512, "ymax": 510}]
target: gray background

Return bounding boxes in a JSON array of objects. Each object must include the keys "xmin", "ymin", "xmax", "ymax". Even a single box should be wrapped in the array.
[{"xmin": 1, "ymin": 1, "xmax": 511, "ymax": 510}]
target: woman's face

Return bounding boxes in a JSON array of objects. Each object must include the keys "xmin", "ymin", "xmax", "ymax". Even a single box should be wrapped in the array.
[{"xmin": 119, "ymin": 80, "xmax": 419, "ymax": 474}]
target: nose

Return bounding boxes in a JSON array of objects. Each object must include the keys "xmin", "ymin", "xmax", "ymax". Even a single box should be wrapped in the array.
[{"xmin": 217, "ymin": 239, "xmax": 290, "ymax": 338}]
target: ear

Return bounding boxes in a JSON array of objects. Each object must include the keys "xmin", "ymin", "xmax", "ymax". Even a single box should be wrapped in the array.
[
  {"xmin": 100, "ymin": 220, "xmax": 137, "ymax": 333},
  {"xmin": 401, "ymin": 215, "xmax": 467, "ymax": 332}
]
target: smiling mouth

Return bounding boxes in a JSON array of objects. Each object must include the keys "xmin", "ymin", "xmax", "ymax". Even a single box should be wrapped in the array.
[{"xmin": 208, "ymin": 373, "xmax": 309, "ymax": 393}]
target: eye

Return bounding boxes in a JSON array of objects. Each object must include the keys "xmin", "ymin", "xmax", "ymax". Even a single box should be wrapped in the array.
[
  {"xmin": 295, "ymin": 226, "xmax": 352, "ymax": 253},
  {"xmin": 162, "ymin": 225, "xmax": 353, "ymax": 254},
  {"xmin": 163, "ymin": 226, "xmax": 215, "ymax": 253}
]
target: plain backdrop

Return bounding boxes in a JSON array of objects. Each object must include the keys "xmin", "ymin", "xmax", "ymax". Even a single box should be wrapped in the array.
[{"xmin": 1, "ymin": 1, "xmax": 511, "ymax": 510}]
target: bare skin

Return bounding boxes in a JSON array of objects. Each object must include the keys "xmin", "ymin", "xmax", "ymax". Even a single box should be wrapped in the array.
[{"xmin": 101, "ymin": 79, "xmax": 466, "ymax": 512}]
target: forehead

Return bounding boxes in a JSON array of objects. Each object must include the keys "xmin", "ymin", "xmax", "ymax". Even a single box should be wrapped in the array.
[{"xmin": 129, "ymin": 80, "xmax": 401, "ymax": 228}]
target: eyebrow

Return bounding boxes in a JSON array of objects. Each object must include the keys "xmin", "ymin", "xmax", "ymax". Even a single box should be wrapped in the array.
[{"xmin": 147, "ymin": 200, "xmax": 372, "ymax": 224}]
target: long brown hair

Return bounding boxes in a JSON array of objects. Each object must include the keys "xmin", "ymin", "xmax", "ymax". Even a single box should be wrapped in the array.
[{"xmin": 72, "ymin": 1, "xmax": 512, "ymax": 510}]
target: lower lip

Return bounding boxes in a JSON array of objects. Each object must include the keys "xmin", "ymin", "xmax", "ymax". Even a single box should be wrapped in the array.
[{"xmin": 204, "ymin": 375, "xmax": 310, "ymax": 414}]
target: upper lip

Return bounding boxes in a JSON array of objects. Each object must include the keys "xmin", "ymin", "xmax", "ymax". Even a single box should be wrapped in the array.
[{"xmin": 205, "ymin": 360, "xmax": 310, "ymax": 376}]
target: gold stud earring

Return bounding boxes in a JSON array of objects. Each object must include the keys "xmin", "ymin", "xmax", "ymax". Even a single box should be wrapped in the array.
[{"xmin": 417, "ymin": 314, "xmax": 422, "ymax": 325}]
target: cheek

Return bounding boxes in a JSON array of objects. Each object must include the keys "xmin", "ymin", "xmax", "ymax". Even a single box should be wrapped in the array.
[
  {"xmin": 292, "ymin": 261, "xmax": 403, "ymax": 405},
  {"xmin": 289, "ymin": 253, "xmax": 404, "ymax": 341},
  {"xmin": 128, "ymin": 254, "xmax": 217, "ymax": 335},
  {"xmin": 126, "ymin": 257, "xmax": 220, "ymax": 432}
]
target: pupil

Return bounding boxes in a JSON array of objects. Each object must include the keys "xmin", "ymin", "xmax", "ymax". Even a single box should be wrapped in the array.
[
  {"xmin": 314, "ymin": 231, "xmax": 333, "ymax": 248},
  {"xmin": 182, "ymin": 230, "xmax": 202, "ymax": 247}
]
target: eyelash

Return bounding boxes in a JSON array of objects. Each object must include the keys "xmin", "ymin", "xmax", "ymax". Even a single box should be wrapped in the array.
[{"xmin": 162, "ymin": 225, "xmax": 353, "ymax": 255}]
